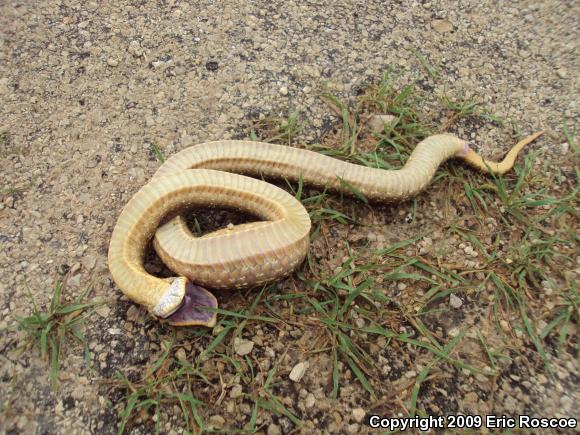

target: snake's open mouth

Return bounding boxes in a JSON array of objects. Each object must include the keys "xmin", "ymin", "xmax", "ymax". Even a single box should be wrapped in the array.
[{"xmin": 164, "ymin": 281, "xmax": 218, "ymax": 327}]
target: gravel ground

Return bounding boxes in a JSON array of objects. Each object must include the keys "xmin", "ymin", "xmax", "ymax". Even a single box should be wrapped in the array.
[{"xmin": 0, "ymin": 0, "xmax": 578, "ymax": 434}]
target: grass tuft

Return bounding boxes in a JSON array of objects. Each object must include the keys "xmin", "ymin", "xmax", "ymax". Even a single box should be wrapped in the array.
[
  {"xmin": 149, "ymin": 142, "xmax": 166, "ymax": 163},
  {"xmin": 14, "ymin": 279, "xmax": 101, "ymax": 388}
]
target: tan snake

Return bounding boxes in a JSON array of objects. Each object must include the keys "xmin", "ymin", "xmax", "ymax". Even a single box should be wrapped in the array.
[{"xmin": 108, "ymin": 131, "xmax": 543, "ymax": 326}]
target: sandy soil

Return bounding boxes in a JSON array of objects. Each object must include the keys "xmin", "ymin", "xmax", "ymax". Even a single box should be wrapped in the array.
[{"xmin": 1, "ymin": 1, "xmax": 578, "ymax": 434}]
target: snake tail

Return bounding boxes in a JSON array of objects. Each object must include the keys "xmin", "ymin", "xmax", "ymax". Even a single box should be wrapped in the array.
[{"xmin": 460, "ymin": 130, "xmax": 544, "ymax": 174}]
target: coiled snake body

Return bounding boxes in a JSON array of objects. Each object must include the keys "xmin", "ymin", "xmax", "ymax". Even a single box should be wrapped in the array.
[{"xmin": 108, "ymin": 131, "xmax": 543, "ymax": 326}]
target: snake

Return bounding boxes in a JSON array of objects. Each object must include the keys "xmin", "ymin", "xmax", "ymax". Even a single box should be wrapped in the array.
[{"xmin": 107, "ymin": 130, "xmax": 543, "ymax": 327}]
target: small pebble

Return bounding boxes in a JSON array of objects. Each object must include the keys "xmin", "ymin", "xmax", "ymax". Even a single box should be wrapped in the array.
[
  {"xmin": 208, "ymin": 415, "xmax": 225, "ymax": 429},
  {"xmin": 175, "ymin": 348, "xmax": 187, "ymax": 361},
  {"xmin": 352, "ymin": 408, "xmax": 366, "ymax": 423},
  {"xmin": 450, "ymin": 294, "xmax": 463, "ymax": 308},
  {"xmin": 347, "ymin": 424, "xmax": 359, "ymax": 433},
  {"xmin": 230, "ymin": 384, "xmax": 243, "ymax": 399},
  {"xmin": 431, "ymin": 19, "xmax": 453, "ymax": 33},
  {"xmin": 500, "ymin": 320, "xmax": 510, "ymax": 331},
  {"xmin": 556, "ymin": 68, "xmax": 567, "ymax": 79},
  {"xmin": 289, "ymin": 361, "xmax": 309, "ymax": 382},
  {"xmin": 95, "ymin": 305, "xmax": 111, "ymax": 318},
  {"xmin": 128, "ymin": 40, "xmax": 142, "ymax": 57},
  {"xmin": 233, "ymin": 338, "xmax": 254, "ymax": 356},
  {"xmin": 82, "ymin": 255, "xmax": 97, "ymax": 270},
  {"xmin": 126, "ymin": 305, "xmax": 142, "ymax": 322},
  {"xmin": 448, "ymin": 327, "xmax": 460, "ymax": 337}
]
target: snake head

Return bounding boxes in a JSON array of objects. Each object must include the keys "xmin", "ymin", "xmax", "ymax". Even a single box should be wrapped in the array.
[{"xmin": 157, "ymin": 278, "xmax": 218, "ymax": 327}]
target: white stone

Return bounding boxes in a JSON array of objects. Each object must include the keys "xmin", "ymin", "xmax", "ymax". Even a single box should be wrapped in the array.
[
  {"xmin": 305, "ymin": 393, "xmax": 315, "ymax": 408},
  {"xmin": 233, "ymin": 338, "xmax": 254, "ymax": 356},
  {"xmin": 449, "ymin": 294, "xmax": 463, "ymax": 308},
  {"xmin": 289, "ymin": 361, "xmax": 309, "ymax": 382}
]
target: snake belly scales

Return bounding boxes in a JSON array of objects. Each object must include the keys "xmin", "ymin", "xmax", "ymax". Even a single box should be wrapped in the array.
[{"xmin": 108, "ymin": 131, "xmax": 543, "ymax": 326}]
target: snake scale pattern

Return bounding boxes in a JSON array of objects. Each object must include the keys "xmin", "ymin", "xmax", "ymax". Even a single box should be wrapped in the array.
[{"xmin": 108, "ymin": 131, "xmax": 543, "ymax": 326}]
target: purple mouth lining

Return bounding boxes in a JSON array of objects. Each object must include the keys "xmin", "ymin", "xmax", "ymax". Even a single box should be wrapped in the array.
[{"xmin": 165, "ymin": 281, "xmax": 217, "ymax": 326}]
